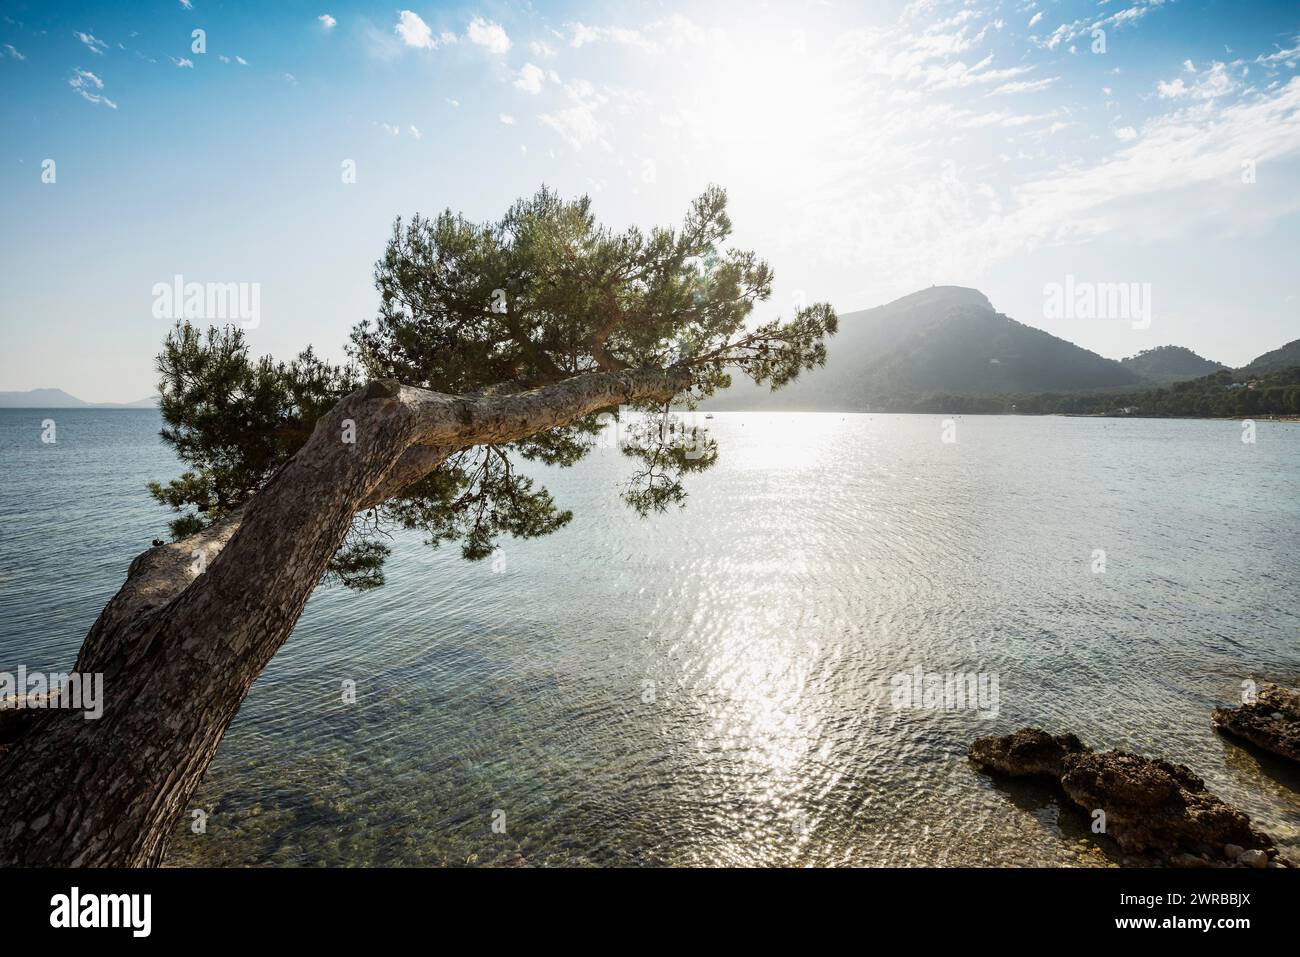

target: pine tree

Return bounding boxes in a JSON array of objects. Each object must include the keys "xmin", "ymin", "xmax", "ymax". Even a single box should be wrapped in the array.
[{"xmin": 0, "ymin": 186, "xmax": 835, "ymax": 865}]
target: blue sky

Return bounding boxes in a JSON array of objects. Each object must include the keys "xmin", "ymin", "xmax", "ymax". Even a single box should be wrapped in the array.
[{"xmin": 2, "ymin": 0, "xmax": 1298, "ymax": 401}]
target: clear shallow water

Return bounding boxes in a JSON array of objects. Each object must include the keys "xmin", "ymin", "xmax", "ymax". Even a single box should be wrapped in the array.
[{"xmin": 1, "ymin": 408, "xmax": 1298, "ymax": 866}]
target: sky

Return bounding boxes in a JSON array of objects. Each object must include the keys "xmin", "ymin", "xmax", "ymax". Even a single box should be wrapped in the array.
[{"xmin": 1, "ymin": 0, "xmax": 1298, "ymax": 402}]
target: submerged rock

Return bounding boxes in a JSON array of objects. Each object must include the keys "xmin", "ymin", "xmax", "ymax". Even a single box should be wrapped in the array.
[
  {"xmin": 1212, "ymin": 683, "xmax": 1300, "ymax": 764},
  {"xmin": 968, "ymin": 727, "xmax": 1086, "ymax": 778},
  {"xmin": 969, "ymin": 727, "xmax": 1290, "ymax": 868}
]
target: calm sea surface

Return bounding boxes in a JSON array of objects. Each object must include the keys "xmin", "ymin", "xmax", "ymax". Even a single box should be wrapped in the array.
[{"xmin": 1, "ymin": 408, "xmax": 1298, "ymax": 866}]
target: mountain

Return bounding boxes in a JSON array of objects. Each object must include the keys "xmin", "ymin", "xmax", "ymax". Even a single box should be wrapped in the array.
[
  {"xmin": 0, "ymin": 389, "xmax": 159, "ymax": 409},
  {"xmin": 1119, "ymin": 345, "xmax": 1227, "ymax": 385},
  {"xmin": 709, "ymin": 285, "xmax": 1144, "ymax": 410},
  {"xmin": 1239, "ymin": 337, "xmax": 1300, "ymax": 376},
  {"xmin": 0, "ymin": 388, "xmax": 88, "ymax": 408}
]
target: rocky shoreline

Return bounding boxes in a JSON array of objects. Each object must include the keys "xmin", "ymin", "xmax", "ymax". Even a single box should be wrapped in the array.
[
  {"xmin": 1211, "ymin": 683, "xmax": 1300, "ymax": 763},
  {"xmin": 969, "ymin": 727, "xmax": 1292, "ymax": 868}
]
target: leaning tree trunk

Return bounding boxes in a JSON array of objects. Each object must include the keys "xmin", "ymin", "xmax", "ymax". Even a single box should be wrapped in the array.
[{"xmin": 0, "ymin": 369, "xmax": 688, "ymax": 866}]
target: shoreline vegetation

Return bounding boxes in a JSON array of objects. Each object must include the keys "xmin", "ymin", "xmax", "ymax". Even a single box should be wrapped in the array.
[
  {"xmin": 946, "ymin": 364, "xmax": 1300, "ymax": 418},
  {"xmin": 710, "ymin": 365, "xmax": 1300, "ymax": 419}
]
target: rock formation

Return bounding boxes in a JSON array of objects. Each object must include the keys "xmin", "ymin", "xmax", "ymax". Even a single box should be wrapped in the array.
[
  {"xmin": 1212, "ymin": 683, "xmax": 1300, "ymax": 764},
  {"xmin": 969, "ymin": 727, "xmax": 1290, "ymax": 867}
]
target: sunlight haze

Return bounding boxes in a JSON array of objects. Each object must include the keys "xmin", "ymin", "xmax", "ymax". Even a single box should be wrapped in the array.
[{"xmin": 2, "ymin": 0, "xmax": 1298, "ymax": 400}]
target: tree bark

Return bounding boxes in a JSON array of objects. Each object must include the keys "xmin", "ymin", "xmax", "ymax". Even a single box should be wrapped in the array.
[{"xmin": 0, "ymin": 368, "xmax": 689, "ymax": 866}]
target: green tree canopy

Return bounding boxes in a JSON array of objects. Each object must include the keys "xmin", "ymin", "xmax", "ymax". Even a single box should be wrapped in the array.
[{"xmin": 149, "ymin": 186, "xmax": 836, "ymax": 588}]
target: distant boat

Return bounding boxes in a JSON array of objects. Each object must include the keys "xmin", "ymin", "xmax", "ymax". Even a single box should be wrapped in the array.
[{"xmin": 705, "ymin": 413, "xmax": 714, "ymax": 419}]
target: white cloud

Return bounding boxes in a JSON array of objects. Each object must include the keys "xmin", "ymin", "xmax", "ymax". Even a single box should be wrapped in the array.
[
  {"xmin": 446, "ymin": 97, "xmax": 460, "ymax": 107},
  {"xmin": 355, "ymin": 3, "xmax": 1300, "ymax": 314},
  {"xmin": 68, "ymin": 68, "xmax": 116, "ymax": 108},
  {"xmin": 499, "ymin": 113, "xmax": 516, "ymax": 125},
  {"xmin": 319, "ymin": 14, "xmax": 337, "ymax": 30},
  {"xmin": 1158, "ymin": 77, "xmax": 1187, "ymax": 98},
  {"xmin": 1028, "ymin": 12, "xmax": 1043, "ymax": 28},
  {"xmin": 1037, "ymin": 1, "xmax": 1170, "ymax": 51},
  {"xmin": 235, "ymin": 55, "xmax": 248, "ymax": 65},
  {"xmin": 541, "ymin": 107, "xmax": 605, "ymax": 149},
  {"xmin": 910, "ymin": 21, "xmax": 990, "ymax": 60},
  {"xmin": 714, "ymin": 9, "xmax": 1300, "ymax": 293},
  {"xmin": 567, "ymin": 22, "xmax": 653, "ymax": 52},
  {"xmin": 990, "ymin": 77, "xmax": 1300, "ymax": 257},
  {"xmin": 1256, "ymin": 35, "xmax": 1300, "ymax": 68},
  {"xmin": 925, "ymin": 57, "xmax": 1036, "ymax": 92},
  {"xmin": 1157, "ymin": 62, "xmax": 1239, "ymax": 100},
  {"xmin": 180, "ymin": 0, "xmax": 193, "ymax": 9},
  {"xmin": 170, "ymin": 56, "xmax": 194, "ymax": 68},
  {"xmin": 540, "ymin": 80, "xmax": 626, "ymax": 151},
  {"xmin": 75, "ymin": 32, "xmax": 107, "ymax": 55},
  {"xmin": 409, "ymin": 125, "xmax": 421, "ymax": 139},
  {"xmin": 2, "ymin": 43, "xmax": 25, "ymax": 60},
  {"xmin": 539, "ymin": 81, "xmax": 615, "ymax": 150},
  {"xmin": 562, "ymin": 16, "xmax": 706, "ymax": 54},
  {"xmin": 467, "ymin": 17, "xmax": 511, "ymax": 55},
  {"xmin": 513, "ymin": 63, "xmax": 545, "ymax": 95},
  {"xmin": 931, "ymin": 10, "xmax": 978, "ymax": 31},
  {"xmin": 395, "ymin": 10, "xmax": 437, "ymax": 50},
  {"xmin": 837, "ymin": 22, "xmax": 1028, "ymax": 93},
  {"xmin": 989, "ymin": 76, "xmax": 1059, "ymax": 96}
]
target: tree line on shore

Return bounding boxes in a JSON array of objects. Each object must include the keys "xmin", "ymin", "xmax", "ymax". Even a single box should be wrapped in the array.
[{"xmin": 864, "ymin": 365, "xmax": 1300, "ymax": 417}]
